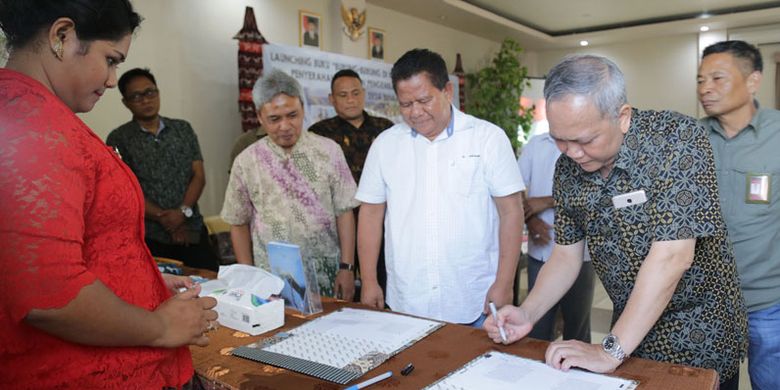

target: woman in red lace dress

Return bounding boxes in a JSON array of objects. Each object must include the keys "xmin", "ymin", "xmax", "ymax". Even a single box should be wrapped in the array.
[{"xmin": 0, "ymin": 1, "xmax": 217, "ymax": 388}]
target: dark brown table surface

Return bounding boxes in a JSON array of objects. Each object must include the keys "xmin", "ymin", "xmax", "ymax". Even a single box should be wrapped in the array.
[{"xmin": 189, "ymin": 300, "xmax": 718, "ymax": 390}]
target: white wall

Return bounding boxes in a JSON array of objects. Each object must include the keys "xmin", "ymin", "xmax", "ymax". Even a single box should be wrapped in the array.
[
  {"xmin": 730, "ymin": 24, "xmax": 780, "ymax": 109},
  {"xmin": 79, "ymin": 0, "xmax": 502, "ymax": 217},
  {"xmin": 756, "ymin": 43, "xmax": 780, "ymax": 109},
  {"xmin": 534, "ymin": 34, "xmax": 701, "ymax": 117}
]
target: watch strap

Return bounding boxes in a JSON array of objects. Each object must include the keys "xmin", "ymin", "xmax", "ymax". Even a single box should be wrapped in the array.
[
  {"xmin": 602, "ymin": 333, "xmax": 627, "ymax": 362},
  {"xmin": 180, "ymin": 205, "xmax": 193, "ymax": 218},
  {"xmin": 338, "ymin": 262, "xmax": 354, "ymax": 271}
]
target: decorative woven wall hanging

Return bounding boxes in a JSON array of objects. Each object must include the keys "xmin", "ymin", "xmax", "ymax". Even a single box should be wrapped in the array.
[{"xmin": 233, "ymin": 7, "xmax": 268, "ymax": 132}]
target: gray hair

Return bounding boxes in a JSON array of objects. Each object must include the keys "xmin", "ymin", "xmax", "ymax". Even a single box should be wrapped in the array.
[
  {"xmin": 543, "ymin": 54, "xmax": 627, "ymax": 119},
  {"xmin": 252, "ymin": 69, "xmax": 304, "ymax": 108}
]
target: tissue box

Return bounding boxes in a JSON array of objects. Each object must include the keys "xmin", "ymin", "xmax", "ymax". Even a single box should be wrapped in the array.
[{"xmin": 207, "ymin": 287, "xmax": 285, "ymax": 336}]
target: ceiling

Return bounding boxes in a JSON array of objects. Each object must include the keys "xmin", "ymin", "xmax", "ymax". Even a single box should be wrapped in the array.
[{"xmin": 367, "ymin": 0, "xmax": 780, "ymax": 50}]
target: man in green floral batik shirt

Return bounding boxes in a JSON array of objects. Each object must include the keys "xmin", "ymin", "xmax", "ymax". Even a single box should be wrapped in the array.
[{"xmin": 221, "ymin": 70, "xmax": 359, "ymax": 299}]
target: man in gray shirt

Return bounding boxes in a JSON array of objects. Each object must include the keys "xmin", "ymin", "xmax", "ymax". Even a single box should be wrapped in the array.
[{"xmin": 698, "ymin": 40, "xmax": 780, "ymax": 390}]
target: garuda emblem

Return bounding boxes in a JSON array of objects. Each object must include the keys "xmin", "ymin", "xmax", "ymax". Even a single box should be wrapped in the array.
[{"xmin": 341, "ymin": 4, "xmax": 366, "ymax": 41}]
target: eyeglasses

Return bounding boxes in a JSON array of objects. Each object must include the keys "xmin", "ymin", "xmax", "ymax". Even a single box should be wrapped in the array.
[{"xmin": 125, "ymin": 88, "xmax": 159, "ymax": 103}]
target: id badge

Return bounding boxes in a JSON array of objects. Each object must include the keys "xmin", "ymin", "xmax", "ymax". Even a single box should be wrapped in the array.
[{"xmin": 746, "ymin": 173, "xmax": 771, "ymax": 204}]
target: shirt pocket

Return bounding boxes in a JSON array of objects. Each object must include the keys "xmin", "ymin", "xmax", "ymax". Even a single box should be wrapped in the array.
[
  {"xmin": 612, "ymin": 201, "xmax": 653, "ymax": 254},
  {"xmin": 448, "ymin": 156, "xmax": 486, "ymax": 197},
  {"xmin": 729, "ymin": 163, "xmax": 779, "ymax": 217}
]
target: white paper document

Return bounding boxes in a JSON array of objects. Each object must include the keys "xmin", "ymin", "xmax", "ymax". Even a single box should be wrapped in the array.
[
  {"xmin": 264, "ymin": 308, "xmax": 442, "ymax": 368},
  {"xmin": 425, "ymin": 351, "xmax": 638, "ymax": 390}
]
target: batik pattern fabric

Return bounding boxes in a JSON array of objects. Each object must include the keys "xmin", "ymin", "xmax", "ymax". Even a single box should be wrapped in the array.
[
  {"xmin": 221, "ymin": 132, "xmax": 358, "ymax": 297},
  {"xmin": 308, "ymin": 111, "xmax": 394, "ymax": 184},
  {"xmin": 553, "ymin": 108, "xmax": 747, "ymax": 380},
  {"xmin": 106, "ymin": 117, "xmax": 204, "ymax": 244}
]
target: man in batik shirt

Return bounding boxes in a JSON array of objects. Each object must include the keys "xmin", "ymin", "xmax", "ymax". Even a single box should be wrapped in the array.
[
  {"xmin": 309, "ymin": 69, "xmax": 394, "ymax": 299},
  {"xmin": 221, "ymin": 69, "xmax": 359, "ymax": 299},
  {"xmin": 309, "ymin": 69, "xmax": 394, "ymax": 184},
  {"xmin": 485, "ymin": 54, "xmax": 746, "ymax": 390}
]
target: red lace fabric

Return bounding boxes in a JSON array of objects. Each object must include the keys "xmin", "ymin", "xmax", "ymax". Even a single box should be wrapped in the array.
[{"xmin": 0, "ymin": 69, "xmax": 192, "ymax": 388}]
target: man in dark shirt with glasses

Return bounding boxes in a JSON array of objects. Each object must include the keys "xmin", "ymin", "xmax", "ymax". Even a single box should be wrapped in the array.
[{"xmin": 107, "ymin": 68, "xmax": 219, "ymax": 271}]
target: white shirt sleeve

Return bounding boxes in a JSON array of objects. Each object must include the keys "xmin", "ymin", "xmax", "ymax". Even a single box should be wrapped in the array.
[
  {"xmin": 484, "ymin": 125, "xmax": 525, "ymax": 197},
  {"xmin": 355, "ymin": 136, "xmax": 387, "ymax": 204},
  {"xmin": 517, "ymin": 141, "xmax": 533, "ymax": 190}
]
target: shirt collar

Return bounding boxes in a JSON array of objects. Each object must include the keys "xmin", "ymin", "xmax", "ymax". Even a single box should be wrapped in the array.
[
  {"xmin": 411, "ymin": 105, "xmax": 455, "ymax": 139},
  {"xmin": 336, "ymin": 110, "xmax": 369, "ymax": 130},
  {"xmin": 138, "ymin": 117, "xmax": 166, "ymax": 136},
  {"xmin": 266, "ymin": 129, "xmax": 309, "ymax": 157},
  {"xmin": 536, "ymin": 132, "xmax": 556, "ymax": 144},
  {"xmin": 612, "ymin": 109, "xmax": 640, "ymax": 177},
  {"xmin": 702, "ymin": 100, "xmax": 761, "ymax": 138}
]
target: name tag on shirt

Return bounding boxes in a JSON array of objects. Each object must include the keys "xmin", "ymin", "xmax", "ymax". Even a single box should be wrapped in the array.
[
  {"xmin": 612, "ymin": 190, "xmax": 647, "ymax": 209},
  {"xmin": 746, "ymin": 173, "xmax": 771, "ymax": 204}
]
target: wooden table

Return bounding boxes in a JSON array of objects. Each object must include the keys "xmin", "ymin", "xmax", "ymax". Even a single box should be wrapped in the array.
[{"xmin": 189, "ymin": 301, "xmax": 718, "ymax": 390}]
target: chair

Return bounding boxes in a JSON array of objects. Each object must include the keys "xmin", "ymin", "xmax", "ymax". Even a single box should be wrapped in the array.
[
  {"xmin": 203, "ymin": 216, "xmax": 236, "ymax": 265},
  {"xmin": 204, "ymin": 215, "xmax": 231, "ymax": 236}
]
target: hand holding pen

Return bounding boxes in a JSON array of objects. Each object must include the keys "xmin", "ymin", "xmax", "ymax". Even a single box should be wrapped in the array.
[{"xmin": 484, "ymin": 303, "xmax": 534, "ymax": 345}]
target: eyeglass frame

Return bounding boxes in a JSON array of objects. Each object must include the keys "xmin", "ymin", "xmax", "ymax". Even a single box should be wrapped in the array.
[{"xmin": 124, "ymin": 87, "xmax": 160, "ymax": 103}]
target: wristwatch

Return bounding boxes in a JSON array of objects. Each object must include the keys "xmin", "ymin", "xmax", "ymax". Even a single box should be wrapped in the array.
[
  {"xmin": 180, "ymin": 205, "xmax": 193, "ymax": 218},
  {"xmin": 338, "ymin": 262, "xmax": 355, "ymax": 271},
  {"xmin": 601, "ymin": 333, "xmax": 627, "ymax": 362}
]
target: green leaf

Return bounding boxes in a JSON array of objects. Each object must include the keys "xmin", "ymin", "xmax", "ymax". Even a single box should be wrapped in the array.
[{"xmin": 465, "ymin": 38, "xmax": 534, "ymax": 154}]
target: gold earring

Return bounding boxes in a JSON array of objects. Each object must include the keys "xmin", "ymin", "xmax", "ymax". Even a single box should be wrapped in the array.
[{"xmin": 52, "ymin": 40, "xmax": 64, "ymax": 60}]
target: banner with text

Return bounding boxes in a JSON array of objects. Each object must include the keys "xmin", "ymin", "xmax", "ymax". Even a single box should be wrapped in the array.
[{"xmin": 262, "ymin": 43, "xmax": 459, "ymax": 129}]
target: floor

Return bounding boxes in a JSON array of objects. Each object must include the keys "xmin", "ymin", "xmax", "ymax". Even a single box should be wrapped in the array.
[{"xmin": 515, "ymin": 266, "xmax": 752, "ymax": 389}]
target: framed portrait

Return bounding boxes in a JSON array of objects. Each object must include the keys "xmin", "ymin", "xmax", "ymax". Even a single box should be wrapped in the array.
[
  {"xmin": 299, "ymin": 10, "xmax": 321, "ymax": 50},
  {"xmin": 368, "ymin": 27, "xmax": 385, "ymax": 60}
]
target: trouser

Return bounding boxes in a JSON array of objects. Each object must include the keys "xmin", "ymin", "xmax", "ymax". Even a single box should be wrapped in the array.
[
  {"xmin": 747, "ymin": 300, "xmax": 780, "ymax": 390},
  {"xmin": 719, "ymin": 371, "xmax": 740, "ymax": 390},
  {"xmin": 146, "ymin": 226, "xmax": 220, "ymax": 272},
  {"xmin": 527, "ymin": 256, "xmax": 595, "ymax": 342},
  {"xmin": 466, "ymin": 313, "xmax": 488, "ymax": 328}
]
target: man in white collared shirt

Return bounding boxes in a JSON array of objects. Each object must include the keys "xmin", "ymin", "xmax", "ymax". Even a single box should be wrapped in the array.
[{"xmin": 356, "ymin": 48, "xmax": 525, "ymax": 324}]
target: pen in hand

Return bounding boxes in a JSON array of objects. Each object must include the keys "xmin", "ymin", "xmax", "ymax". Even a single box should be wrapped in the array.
[{"xmin": 489, "ymin": 301, "xmax": 508, "ymax": 343}]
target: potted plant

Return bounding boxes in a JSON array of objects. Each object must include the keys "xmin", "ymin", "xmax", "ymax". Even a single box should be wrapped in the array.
[{"xmin": 466, "ymin": 38, "xmax": 534, "ymax": 153}]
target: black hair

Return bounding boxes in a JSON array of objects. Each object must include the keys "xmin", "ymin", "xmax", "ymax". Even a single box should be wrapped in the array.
[
  {"xmin": 330, "ymin": 69, "xmax": 362, "ymax": 91},
  {"xmin": 0, "ymin": 0, "xmax": 142, "ymax": 50},
  {"xmin": 702, "ymin": 40, "xmax": 763, "ymax": 73},
  {"xmin": 118, "ymin": 67, "xmax": 156, "ymax": 97},
  {"xmin": 391, "ymin": 48, "xmax": 449, "ymax": 92}
]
